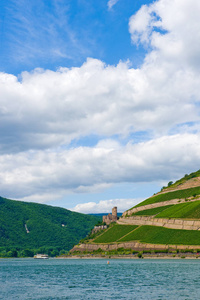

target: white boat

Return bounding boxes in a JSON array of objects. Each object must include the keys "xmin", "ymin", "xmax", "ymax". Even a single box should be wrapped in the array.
[{"xmin": 34, "ymin": 254, "xmax": 49, "ymax": 259}]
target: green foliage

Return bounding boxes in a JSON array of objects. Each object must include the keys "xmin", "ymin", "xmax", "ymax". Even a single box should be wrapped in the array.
[
  {"xmin": 0, "ymin": 245, "xmax": 71, "ymax": 258},
  {"xmin": 87, "ymin": 247, "xmax": 138, "ymax": 256},
  {"xmin": 0, "ymin": 196, "xmax": 100, "ymax": 251},
  {"xmin": 80, "ymin": 225, "xmax": 108, "ymax": 243},
  {"xmin": 137, "ymin": 252, "xmax": 143, "ymax": 258},
  {"xmin": 118, "ymin": 225, "xmax": 200, "ymax": 245},
  {"xmin": 21, "ymin": 249, "xmax": 34, "ymax": 257},
  {"xmin": 131, "ymin": 205, "xmax": 174, "ymax": 216},
  {"xmin": 133, "ymin": 187, "xmax": 200, "ymax": 208},
  {"xmin": 7, "ymin": 249, "xmax": 18, "ymax": 257},
  {"xmin": 154, "ymin": 249, "xmax": 168, "ymax": 254},
  {"xmin": 171, "ymin": 170, "xmax": 200, "ymax": 188},
  {"xmin": 159, "ymin": 170, "xmax": 200, "ymax": 191},
  {"xmin": 93, "ymin": 224, "xmax": 138, "ymax": 243},
  {"xmin": 156, "ymin": 201, "xmax": 200, "ymax": 219}
]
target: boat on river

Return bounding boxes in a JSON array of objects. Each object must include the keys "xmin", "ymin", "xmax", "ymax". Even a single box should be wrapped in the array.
[{"xmin": 34, "ymin": 254, "xmax": 49, "ymax": 259}]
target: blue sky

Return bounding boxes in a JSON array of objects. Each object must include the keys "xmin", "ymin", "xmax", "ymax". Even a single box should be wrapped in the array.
[
  {"xmin": 1, "ymin": 0, "xmax": 200, "ymax": 213},
  {"xmin": 0, "ymin": 0, "xmax": 152, "ymax": 74}
]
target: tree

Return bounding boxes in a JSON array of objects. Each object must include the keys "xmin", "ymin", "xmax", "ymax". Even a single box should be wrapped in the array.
[{"xmin": 21, "ymin": 249, "xmax": 34, "ymax": 257}]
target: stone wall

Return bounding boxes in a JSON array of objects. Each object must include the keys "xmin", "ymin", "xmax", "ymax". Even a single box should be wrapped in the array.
[
  {"xmin": 123, "ymin": 198, "xmax": 200, "ymax": 217},
  {"xmin": 118, "ymin": 216, "xmax": 200, "ymax": 230},
  {"xmin": 91, "ymin": 225, "xmax": 107, "ymax": 234},
  {"xmin": 71, "ymin": 241, "xmax": 200, "ymax": 252}
]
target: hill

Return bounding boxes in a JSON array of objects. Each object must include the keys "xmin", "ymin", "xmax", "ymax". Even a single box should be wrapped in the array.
[
  {"xmin": 89, "ymin": 213, "xmax": 123, "ymax": 217},
  {"xmin": 71, "ymin": 169, "xmax": 200, "ymax": 256},
  {"xmin": 0, "ymin": 196, "xmax": 100, "ymax": 257}
]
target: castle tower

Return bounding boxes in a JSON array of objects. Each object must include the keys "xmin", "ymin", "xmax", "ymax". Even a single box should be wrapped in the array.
[
  {"xmin": 103, "ymin": 207, "xmax": 118, "ymax": 224},
  {"xmin": 112, "ymin": 207, "xmax": 117, "ymax": 221}
]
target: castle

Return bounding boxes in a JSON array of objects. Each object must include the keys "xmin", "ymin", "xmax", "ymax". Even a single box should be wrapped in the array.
[{"xmin": 103, "ymin": 207, "xmax": 118, "ymax": 225}]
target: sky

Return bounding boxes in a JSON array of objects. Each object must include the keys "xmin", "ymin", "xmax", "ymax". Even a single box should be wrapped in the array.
[{"xmin": 0, "ymin": 0, "xmax": 200, "ymax": 214}]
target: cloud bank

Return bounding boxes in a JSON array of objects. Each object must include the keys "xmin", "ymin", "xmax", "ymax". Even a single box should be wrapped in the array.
[
  {"xmin": 1, "ymin": 0, "xmax": 200, "ymax": 212},
  {"xmin": 0, "ymin": 55, "xmax": 199, "ymax": 154},
  {"xmin": 73, "ymin": 198, "xmax": 141, "ymax": 214},
  {"xmin": 0, "ymin": 133, "xmax": 200, "ymax": 202}
]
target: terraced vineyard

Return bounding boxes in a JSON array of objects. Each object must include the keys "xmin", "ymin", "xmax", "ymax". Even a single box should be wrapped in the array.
[
  {"xmin": 92, "ymin": 224, "xmax": 200, "ymax": 246},
  {"xmin": 131, "ymin": 205, "xmax": 173, "ymax": 216},
  {"xmin": 156, "ymin": 201, "xmax": 200, "ymax": 219},
  {"xmin": 93, "ymin": 225, "xmax": 138, "ymax": 243},
  {"xmin": 118, "ymin": 225, "xmax": 200, "ymax": 245},
  {"xmin": 72, "ymin": 170, "xmax": 200, "ymax": 253},
  {"xmin": 133, "ymin": 186, "xmax": 200, "ymax": 208}
]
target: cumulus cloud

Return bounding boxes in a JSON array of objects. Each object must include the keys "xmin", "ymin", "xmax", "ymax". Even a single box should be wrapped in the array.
[
  {"xmin": 1, "ymin": 133, "xmax": 200, "ymax": 201},
  {"xmin": 0, "ymin": 55, "xmax": 199, "ymax": 154},
  {"xmin": 1, "ymin": 0, "xmax": 200, "ymax": 154},
  {"xmin": 129, "ymin": 0, "xmax": 200, "ymax": 69},
  {"xmin": 1, "ymin": 0, "xmax": 200, "ymax": 210},
  {"xmin": 73, "ymin": 198, "xmax": 141, "ymax": 214}
]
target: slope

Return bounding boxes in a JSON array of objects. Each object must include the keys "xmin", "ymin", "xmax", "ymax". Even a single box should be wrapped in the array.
[
  {"xmin": 71, "ymin": 169, "xmax": 200, "ymax": 253},
  {"xmin": 0, "ymin": 196, "xmax": 100, "ymax": 252}
]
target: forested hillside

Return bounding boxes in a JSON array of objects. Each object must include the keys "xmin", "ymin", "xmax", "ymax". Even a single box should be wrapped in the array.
[{"xmin": 0, "ymin": 197, "xmax": 100, "ymax": 257}]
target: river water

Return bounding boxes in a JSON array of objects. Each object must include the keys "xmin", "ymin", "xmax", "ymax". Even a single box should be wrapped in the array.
[{"xmin": 0, "ymin": 258, "xmax": 200, "ymax": 299}]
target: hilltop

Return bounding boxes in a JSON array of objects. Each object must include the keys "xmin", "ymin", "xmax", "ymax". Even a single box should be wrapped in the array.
[
  {"xmin": 0, "ymin": 197, "xmax": 100, "ymax": 257},
  {"xmin": 71, "ymin": 169, "xmax": 200, "ymax": 257}
]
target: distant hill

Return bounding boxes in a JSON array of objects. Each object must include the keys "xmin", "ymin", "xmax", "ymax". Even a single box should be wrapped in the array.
[
  {"xmin": 0, "ymin": 197, "xmax": 100, "ymax": 256},
  {"xmin": 89, "ymin": 213, "xmax": 122, "ymax": 217},
  {"xmin": 72, "ymin": 169, "xmax": 200, "ymax": 255}
]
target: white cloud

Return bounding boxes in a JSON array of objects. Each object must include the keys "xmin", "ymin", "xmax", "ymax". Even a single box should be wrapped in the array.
[
  {"xmin": 129, "ymin": 0, "xmax": 200, "ymax": 70},
  {"xmin": 129, "ymin": 5, "xmax": 154, "ymax": 45},
  {"xmin": 1, "ymin": 133, "xmax": 200, "ymax": 201},
  {"xmin": 72, "ymin": 198, "xmax": 141, "ymax": 214},
  {"xmin": 0, "ymin": 55, "xmax": 200, "ymax": 154},
  {"xmin": 1, "ymin": 0, "xmax": 200, "ymax": 210},
  {"xmin": 107, "ymin": 0, "xmax": 120, "ymax": 10}
]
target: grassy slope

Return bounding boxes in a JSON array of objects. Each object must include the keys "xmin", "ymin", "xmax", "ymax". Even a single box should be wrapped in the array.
[
  {"xmin": 93, "ymin": 223, "xmax": 200, "ymax": 246},
  {"xmin": 118, "ymin": 225, "xmax": 200, "ymax": 245},
  {"xmin": 0, "ymin": 197, "xmax": 100, "ymax": 250},
  {"xmin": 131, "ymin": 170, "xmax": 200, "ymax": 210},
  {"xmin": 93, "ymin": 225, "xmax": 138, "ymax": 243},
  {"xmin": 131, "ymin": 205, "xmax": 174, "ymax": 216},
  {"xmin": 156, "ymin": 201, "xmax": 200, "ymax": 219},
  {"xmin": 133, "ymin": 187, "xmax": 200, "ymax": 208},
  {"xmin": 82, "ymin": 171, "xmax": 200, "ymax": 248},
  {"xmin": 130, "ymin": 201, "xmax": 200, "ymax": 219},
  {"xmin": 165, "ymin": 170, "xmax": 200, "ymax": 190}
]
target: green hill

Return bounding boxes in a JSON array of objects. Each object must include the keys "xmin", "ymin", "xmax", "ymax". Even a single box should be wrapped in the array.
[
  {"xmin": 93, "ymin": 224, "xmax": 138, "ymax": 243},
  {"xmin": 132, "ymin": 186, "xmax": 200, "ymax": 208},
  {"xmin": 117, "ymin": 225, "xmax": 200, "ymax": 245},
  {"xmin": 0, "ymin": 196, "xmax": 100, "ymax": 257},
  {"xmin": 92, "ymin": 223, "xmax": 200, "ymax": 246},
  {"xmin": 71, "ymin": 169, "xmax": 200, "ymax": 255}
]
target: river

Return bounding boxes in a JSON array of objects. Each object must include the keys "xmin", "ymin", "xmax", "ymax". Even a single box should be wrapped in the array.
[{"xmin": 0, "ymin": 258, "xmax": 200, "ymax": 299}]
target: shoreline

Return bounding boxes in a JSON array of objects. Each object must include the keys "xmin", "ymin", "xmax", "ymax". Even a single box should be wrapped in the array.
[
  {"xmin": 1, "ymin": 255, "xmax": 200, "ymax": 260},
  {"xmin": 58, "ymin": 254, "xmax": 200, "ymax": 260}
]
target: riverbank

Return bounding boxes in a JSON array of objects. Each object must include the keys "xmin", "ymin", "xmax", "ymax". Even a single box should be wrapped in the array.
[{"xmin": 58, "ymin": 253, "xmax": 200, "ymax": 259}]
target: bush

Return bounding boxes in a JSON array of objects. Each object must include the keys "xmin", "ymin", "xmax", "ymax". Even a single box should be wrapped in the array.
[
  {"xmin": 137, "ymin": 252, "xmax": 143, "ymax": 258},
  {"xmin": 7, "ymin": 250, "xmax": 18, "ymax": 257},
  {"xmin": 21, "ymin": 249, "xmax": 34, "ymax": 257}
]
